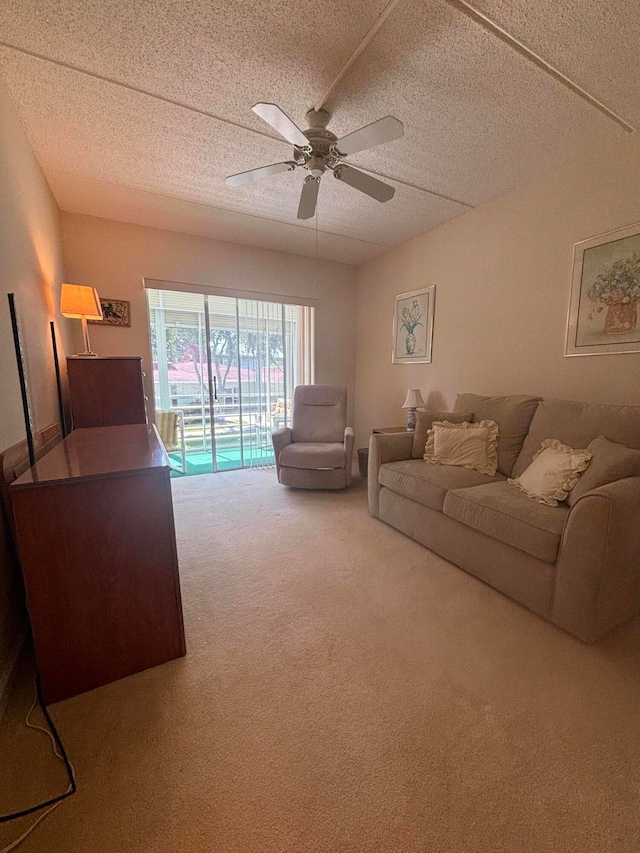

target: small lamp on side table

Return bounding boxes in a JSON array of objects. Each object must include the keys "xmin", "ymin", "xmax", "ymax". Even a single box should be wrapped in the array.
[
  {"xmin": 402, "ymin": 388, "xmax": 425, "ymax": 431},
  {"xmin": 60, "ymin": 283, "xmax": 103, "ymax": 357}
]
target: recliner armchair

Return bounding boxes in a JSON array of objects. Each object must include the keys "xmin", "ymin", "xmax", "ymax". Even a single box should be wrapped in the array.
[{"xmin": 272, "ymin": 385, "xmax": 354, "ymax": 489}]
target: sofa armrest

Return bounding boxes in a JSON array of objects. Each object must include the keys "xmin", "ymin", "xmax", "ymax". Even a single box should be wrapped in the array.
[
  {"xmin": 272, "ymin": 427, "xmax": 292, "ymax": 477},
  {"xmin": 368, "ymin": 432, "xmax": 414, "ymax": 517},
  {"xmin": 344, "ymin": 427, "xmax": 355, "ymax": 486},
  {"xmin": 551, "ymin": 476, "xmax": 640, "ymax": 642}
]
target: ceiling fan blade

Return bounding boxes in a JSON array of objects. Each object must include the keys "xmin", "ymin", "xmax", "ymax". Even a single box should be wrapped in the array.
[
  {"xmin": 252, "ymin": 103, "xmax": 309, "ymax": 148},
  {"xmin": 333, "ymin": 164, "xmax": 395, "ymax": 202},
  {"xmin": 226, "ymin": 161, "xmax": 296, "ymax": 187},
  {"xmin": 297, "ymin": 176, "xmax": 319, "ymax": 220},
  {"xmin": 335, "ymin": 115, "xmax": 404, "ymax": 157}
]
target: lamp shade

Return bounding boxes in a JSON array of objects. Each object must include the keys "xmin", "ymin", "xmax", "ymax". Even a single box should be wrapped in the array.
[
  {"xmin": 60, "ymin": 284, "xmax": 103, "ymax": 320},
  {"xmin": 402, "ymin": 388, "xmax": 425, "ymax": 409}
]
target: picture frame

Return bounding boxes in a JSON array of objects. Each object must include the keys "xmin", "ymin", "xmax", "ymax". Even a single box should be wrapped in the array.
[
  {"xmin": 88, "ymin": 297, "xmax": 131, "ymax": 327},
  {"xmin": 392, "ymin": 286, "xmax": 435, "ymax": 364},
  {"xmin": 565, "ymin": 222, "xmax": 640, "ymax": 357}
]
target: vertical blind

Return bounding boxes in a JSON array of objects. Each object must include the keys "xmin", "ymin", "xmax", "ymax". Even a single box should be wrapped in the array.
[{"xmin": 146, "ymin": 285, "xmax": 314, "ymax": 473}]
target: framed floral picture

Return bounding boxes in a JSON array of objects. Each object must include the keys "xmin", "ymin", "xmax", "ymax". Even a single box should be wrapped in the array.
[
  {"xmin": 565, "ymin": 222, "xmax": 640, "ymax": 356},
  {"xmin": 392, "ymin": 286, "xmax": 435, "ymax": 364}
]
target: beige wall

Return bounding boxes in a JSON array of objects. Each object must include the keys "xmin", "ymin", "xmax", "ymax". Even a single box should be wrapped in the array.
[
  {"xmin": 0, "ymin": 81, "xmax": 76, "ymax": 691},
  {"xmin": 60, "ymin": 213, "xmax": 358, "ymax": 422},
  {"xmin": 355, "ymin": 132, "xmax": 640, "ymax": 448}
]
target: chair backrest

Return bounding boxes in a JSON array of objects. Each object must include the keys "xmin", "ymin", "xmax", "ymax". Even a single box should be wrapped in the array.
[
  {"xmin": 156, "ymin": 410, "xmax": 179, "ymax": 447},
  {"xmin": 292, "ymin": 385, "xmax": 347, "ymax": 443}
]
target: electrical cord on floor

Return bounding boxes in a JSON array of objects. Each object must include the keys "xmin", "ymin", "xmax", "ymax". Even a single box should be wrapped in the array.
[{"xmin": 0, "ymin": 674, "xmax": 76, "ymax": 852}]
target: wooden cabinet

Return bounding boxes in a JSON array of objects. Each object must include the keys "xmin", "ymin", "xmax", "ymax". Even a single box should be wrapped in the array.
[
  {"xmin": 67, "ymin": 356, "xmax": 147, "ymax": 428},
  {"xmin": 10, "ymin": 424, "xmax": 186, "ymax": 704}
]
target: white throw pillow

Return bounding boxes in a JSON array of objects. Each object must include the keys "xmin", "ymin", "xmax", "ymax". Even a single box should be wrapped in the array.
[
  {"xmin": 508, "ymin": 438, "xmax": 592, "ymax": 506},
  {"xmin": 423, "ymin": 420, "xmax": 499, "ymax": 476}
]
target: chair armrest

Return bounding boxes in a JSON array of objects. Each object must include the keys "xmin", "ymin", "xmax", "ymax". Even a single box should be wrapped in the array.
[
  {"xmin": 272, "ymin": 427, "xmax": 293, "ymax": 477},
  {"xmin": 177, "ymin": 409, "xmax": 186, "ymax": 473},
  {"xmin": 368, "ymin": 432, "xmax": 414, "ymax": 517},
  {"xmin": 552, "ymin": 476, "xmax": 640, "ymax": 642},
  {"xmin": 344, "ymin": 427, "xmax": 355, "ymax": 486}
]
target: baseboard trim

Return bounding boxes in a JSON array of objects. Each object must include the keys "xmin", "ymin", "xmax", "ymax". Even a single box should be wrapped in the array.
[{"xmin": 0, "ymin": 622, "xmax": 28, "ymax": 721}]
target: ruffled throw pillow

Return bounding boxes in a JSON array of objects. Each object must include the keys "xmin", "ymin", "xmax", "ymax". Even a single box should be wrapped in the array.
[
  {"xmin": 411, "ymin": 410, "xmax": 474, "ymax": 458},
  {"xmin": 508, "ymin": 438, "xmax": 592, "ymax": 506},
  {"xmin": 423, "ymin": 420, "xmax": 499, "ymax": 476}
]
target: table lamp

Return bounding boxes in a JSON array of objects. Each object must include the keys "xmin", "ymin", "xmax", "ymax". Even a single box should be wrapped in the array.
[
  {"xmin": 60, "ymin": 284, "xmax": 103, "ymax": 357},
  {"xmin": 402, "ymin": 388, "xmax": 425, "ymax": 430}
]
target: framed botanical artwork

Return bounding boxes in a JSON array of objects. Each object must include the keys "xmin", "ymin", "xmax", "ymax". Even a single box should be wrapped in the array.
[
  {"xmin": 88, "ymin": 298, "xmax": 131, "ymax": 327},
  {"xmin": 392, "ymin": 285, "xmax": 435, "ymax": 364},
  {"xmin": 565, "ymin": 222, "xmax": 640, "ymax": 356}
]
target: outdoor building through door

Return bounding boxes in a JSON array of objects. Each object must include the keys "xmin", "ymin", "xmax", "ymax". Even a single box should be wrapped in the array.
[{"xmin": 147, "ymin": 287, "xmax": 314, "ymax": 476}]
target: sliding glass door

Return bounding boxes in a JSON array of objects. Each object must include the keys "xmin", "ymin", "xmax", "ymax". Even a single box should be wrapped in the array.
[{"xmin": 148, "ymin": 287, "xmax": 313, "ymax": 476}]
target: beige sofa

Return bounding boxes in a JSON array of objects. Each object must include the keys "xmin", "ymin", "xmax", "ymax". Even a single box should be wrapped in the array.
[{"xmin": 368, "ymin": 394, "xmax": 640, "ymax": 642}]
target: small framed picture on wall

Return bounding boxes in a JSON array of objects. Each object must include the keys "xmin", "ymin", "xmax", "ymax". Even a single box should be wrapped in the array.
[
  {"xmin": 88, "ymin": 298, "xmax": 131, "ymax": 327},
  {"xmin": 565, "ymin": 222, "xmax": 640, "ymax": 356},
  {"xmin": 392, "ymin": 286, "xmax": 435, "ymax": 364}
]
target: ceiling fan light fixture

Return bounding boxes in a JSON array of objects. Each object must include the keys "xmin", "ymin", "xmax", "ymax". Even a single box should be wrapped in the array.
[{"xmin": 306, "ymin": 155, "xmax": 326, "ymax": 178}]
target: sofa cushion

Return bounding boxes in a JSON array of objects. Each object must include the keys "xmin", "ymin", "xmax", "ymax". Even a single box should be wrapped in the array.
[
  {"xmin": 411, "ymin": 411, "xmax": 473, "ymax": 458},
  {"xmin": 443, "ymin": 481, "xmax": 569, "ymax": 563},
  {"xmin": 379, "ymin": 459, "xmax": 506, "ymax": 512},
  {"xmin": 566, "ymin": 435, "xmax": 640, "ymax": 506},
  {"xmin": 454, "ymin": 393, "xmax": 540, "ymax": 477},
  {"xmin": 511, "ymin": 399, "xmax": 640, "ymax": 479},
  {"xmin": 279, "ymin": 442, "xmax": 346, "ymax": 469}
]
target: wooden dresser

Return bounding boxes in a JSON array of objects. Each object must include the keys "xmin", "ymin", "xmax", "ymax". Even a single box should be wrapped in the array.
[
  {"xmin": 10, "ymin": 424, "xmax": 186, "ymax": 704},
  {"xmin": 67, "ymin": 356, "xmax": 147, "ymax": 428}
]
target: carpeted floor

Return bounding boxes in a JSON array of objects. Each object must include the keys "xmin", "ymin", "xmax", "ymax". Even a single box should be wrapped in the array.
[{"xmin": 2, "ymin": 469, "xmax": 640, "ymax": 852}]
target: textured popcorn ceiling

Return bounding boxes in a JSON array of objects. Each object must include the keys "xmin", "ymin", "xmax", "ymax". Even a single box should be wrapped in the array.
[
  {"xmin": 469, "ymin": 0, "xmax": 640, "ymax": 126},
  {"xmin": 0, "ymin": 0, "xmax": 635, "ymax": 264}
]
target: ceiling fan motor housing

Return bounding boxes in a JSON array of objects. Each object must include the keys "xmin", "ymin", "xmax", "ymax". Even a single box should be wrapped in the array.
[{"xmin": 298, "ymin": 126, "xmax": 340, "ymax": 175}]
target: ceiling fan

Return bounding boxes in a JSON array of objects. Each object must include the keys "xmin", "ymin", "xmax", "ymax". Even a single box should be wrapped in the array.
[{"xmin": 226, "ymin": 103, "xmax": 404, "ymax": 220}]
